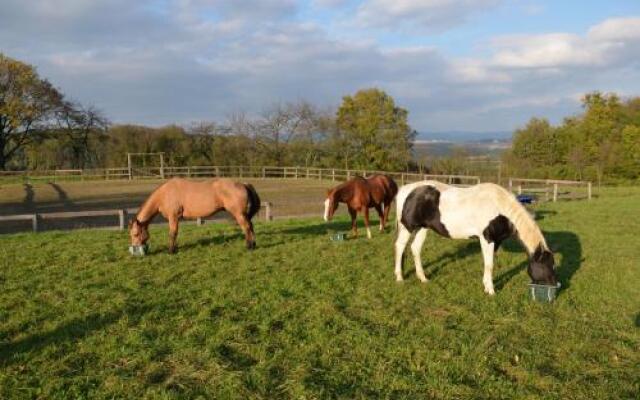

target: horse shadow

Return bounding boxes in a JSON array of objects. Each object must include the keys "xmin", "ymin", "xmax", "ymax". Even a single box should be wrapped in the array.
[
  {"xmin": 49, "ymin": 183, "xmax": 74, "ymax": 207},
  {"xmin": 22, "ymin": 183, "xmax": 35, "ymax": 211},
  {"xmin": 278, "ymin": 219, "xmax": 391, "ymax": 238},
  {"xmin": 412, "ymin": 241, "xmax": 479, "ymax": 280},
  {"xmin": 494, "ymin": 230, "xmax": 583, "ymax": 293},
  {"xmin": 0, "ymin": 302, "xmax": 154, "ymax": 367},
  {"xmin": 635, "ymin": 313, "xmax": 640, "ymax": 328}
]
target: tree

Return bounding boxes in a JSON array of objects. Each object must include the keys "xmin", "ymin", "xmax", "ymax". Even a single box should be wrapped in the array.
[
  {"xmin": 336, "ymin": 88, "xmax": 414, "ymax": 170},
  {"xmin": 0, "ymin": 53, "xmax": 63, "ymax": 169},
  {"xmin": 255, "ymin": 100, "xmax": 322, "ymax": 166},
  {"xmin": 55, "ymin": 101, "xmax": 109, "ymax": 169}
]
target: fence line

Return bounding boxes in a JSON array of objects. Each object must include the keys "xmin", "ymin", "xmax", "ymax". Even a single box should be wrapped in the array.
[
  {"xmin": 0, "ymin": 165, "xmax": 482, "ymax": 186},
  {"xmin": 508, "ymin": 178, "xmax": 592, "ymax": 201},
  {"xmin": 0, "ymin": 202, "xmax": 273, "ymax": 233}
]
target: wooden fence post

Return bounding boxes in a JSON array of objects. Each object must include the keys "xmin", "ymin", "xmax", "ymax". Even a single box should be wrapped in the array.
[
  {"xmin": 587, "ymin": 182, "xmax": 592, "ymax": 200},
  {"xmin": 347, "ymin": 170, "xmax": 351, "ymax": 179},
  {"xmin": 545, "ymin": 185, "xmax": 550, "ymax": 202},
  {"xmin": 119, "ymin": 209, "xmax": 127, "ymax": 230},
  {"xmin": 262, "ymin": 167, "xmax": 266, "ymax": 178},
  {"xmin": 517, "ymin": 185, "xmax": 522, "ymax": 195},
  {"xmin": 264, "ymin": 202, "xmax": 272, "ymax": 221},
  {"xmin": 508, "ymin": 179, "xmax": 513, "ymax": 192},
  {"xmin": 553, "ymin": 183, "xmax": 558, "ymax": 202},
  {"xmin": 32, "ymin": 214, "xmax": 39, "ymax": 232},
  {"xmin": 332, "ymin": 169, "xmax": 335, "ymax": 181},
  {"xmin": 127, "ymin": 153, "xmax": 132, "ymax": 180}
]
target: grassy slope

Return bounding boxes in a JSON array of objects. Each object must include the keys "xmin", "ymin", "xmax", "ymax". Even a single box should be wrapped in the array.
[{"xmin": 0, "ymin": 188, "xmax": 638, "ymax": 399}]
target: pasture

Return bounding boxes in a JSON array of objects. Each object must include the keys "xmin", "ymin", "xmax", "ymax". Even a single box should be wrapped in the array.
[{"xmin": 0, "ymin": 186, "xmax": 639, "ymax": 399}]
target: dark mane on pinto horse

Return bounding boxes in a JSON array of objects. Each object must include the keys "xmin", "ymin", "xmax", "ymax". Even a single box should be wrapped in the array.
[
  {"xmin": 129, "ymin": 178, "xmax": 261, "ymax": 253},
  {"xmin": 324, "ymin": 174, "xmax": 398, "ymax": 238}
]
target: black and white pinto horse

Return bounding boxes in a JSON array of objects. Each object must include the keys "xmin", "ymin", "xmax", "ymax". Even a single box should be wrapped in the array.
[{"xmin": 394, "ymin": 181, "xmax": 557, "ymax": 295}]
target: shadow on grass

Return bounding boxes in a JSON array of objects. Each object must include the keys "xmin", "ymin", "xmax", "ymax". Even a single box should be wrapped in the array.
[
  {"xmin": 401, "ymin": 241, "xmax": 479, "ymax": 280},
  {"xmin": 0, "ymin": 303, "xmax": 153, "ymax": 367},
  {"xmin": 23, "ymin": 183, "xmax": 35, "ymax": 211},
  {"xmin": 635, "ymin": 313, "xmax": 640, "ymax": 328},
  {"xmin": 494, "ymin": 230, "xmax": 582, "ymax": 293},
  {"xmin": 534, "ymin": 210, "xmax": 558, "ymax": 221},
  {"xmin": 49, "ymin": 183, "xmax": 74, "ymax": 208},
  {"xmin": 278, "ymin": 219, "xmax": 392, "ymax": 238}
]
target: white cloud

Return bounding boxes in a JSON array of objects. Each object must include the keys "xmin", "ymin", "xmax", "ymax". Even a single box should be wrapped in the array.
[
  {"xmin": 1, "ymin": 2, "xmax": 639, "ymax": 132},
  {"xmin": 355, "ymin": 0, "xmax": 501, "ymax": 31},
  {"xmin": 490, "ymin": 17, "xmax": 640, "ymax": 69}
]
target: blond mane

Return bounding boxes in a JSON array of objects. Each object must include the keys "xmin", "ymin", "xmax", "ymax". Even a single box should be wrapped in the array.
[{"xmin": 491, "ymin": 184, "xmax": 548, "ymax": 254}]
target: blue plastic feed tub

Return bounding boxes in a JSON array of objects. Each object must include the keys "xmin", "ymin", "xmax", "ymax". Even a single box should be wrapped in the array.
[
  {"xmin": 529, "ymin": 283, "xmax": 560, "ymax": 302},
  {"xmin": 129, "ymin": 244, "xmax": 149, "ymax": 256},
  {"xmin": 517, "ymin": 194, "xmax": 536, "ymax": 204}
]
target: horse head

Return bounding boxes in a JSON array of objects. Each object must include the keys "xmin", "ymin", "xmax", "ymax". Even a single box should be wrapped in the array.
[
  {"xmin": 528, "ymin": 245, "xmax": 558, "ymax": 285},
  {"xmin": 324, "ymin": 189, "xmax": 339, "ymax": 221},
  {"xmin": 128, "ymin": 218, "xmax": 150, "ymax": 246}
]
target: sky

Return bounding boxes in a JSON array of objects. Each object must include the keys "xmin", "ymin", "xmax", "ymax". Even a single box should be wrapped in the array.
[{"xmin": 1, "ymin": 0, "xmax": 640, "ymax": 135}]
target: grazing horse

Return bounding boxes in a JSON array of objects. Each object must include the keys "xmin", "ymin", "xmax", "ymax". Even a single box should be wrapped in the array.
[
  {"xmin": 394, "ymin": 181, "xmax": 557, "ymax": 295},
  {"xmin": 324, "ymin": 174, "xmax": 398, "ymax": 238},
  {"xmin": 129, "ymin": 178, "xmax": 261, "ymax": 253}
]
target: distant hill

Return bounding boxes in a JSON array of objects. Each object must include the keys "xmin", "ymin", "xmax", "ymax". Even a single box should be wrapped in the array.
[
  {"xmin": 416, "ymin": 131, "xmax": 512, "ymax": 142},
  {"xmin": 412, "ymin": 133, "xmax": 511, "ymax": 159}
]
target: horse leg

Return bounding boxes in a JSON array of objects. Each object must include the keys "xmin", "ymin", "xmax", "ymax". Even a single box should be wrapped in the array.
[
  {"xmin": 363, "ymin": 207, "xmax": 372, "ymax": 239},
  {"xmin": 232, "ymin": 211, "xmax": 256, "ymax": 250},
  {"xmin": 373, "ymin": 204, "xmax": 384, "ymax": 232},
  {"xmin": 348, "ymin": 207, "xmax": 358, "ymax": 237},
  {"xmin": 410, "ymin": 228, "xmax": 429, "ymax": 282},
  {"xmin": 168, "ymin": 216, "xmax": 179, "ymax": 254},
  {"xmin": 394, "ymin": 224, "xmax": 411, "ymax": 281},
  {"xmin": 479, "ymin": 237, "xmax": 495, "ymax": 295},
  {"xmin": 382, "ymin": 200, "xmax": 392, "ymax": 230}
]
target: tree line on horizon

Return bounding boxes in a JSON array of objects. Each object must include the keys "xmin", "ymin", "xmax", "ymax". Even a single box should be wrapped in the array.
[
  {"xmin": 503, "ymin": 92, "xmax": 640, "ymax": 184},
  {"xmin": 1, "ymin": 53, "xmax": 638, "ymax": 183}
]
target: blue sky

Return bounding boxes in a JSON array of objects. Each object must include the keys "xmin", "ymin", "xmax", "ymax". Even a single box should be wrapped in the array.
[{"xmin": 1, "ymin": 0, "xmax": 639, "ymax": 134}]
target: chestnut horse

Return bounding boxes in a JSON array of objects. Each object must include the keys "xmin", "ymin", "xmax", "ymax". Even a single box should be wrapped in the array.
[
  {"xmin": 129, "ymin": 178, "xmax": 261, "ymax": 253},
  {"xmin": 324, "ymin": 174, "xmax": 398, "ymax": 238}
]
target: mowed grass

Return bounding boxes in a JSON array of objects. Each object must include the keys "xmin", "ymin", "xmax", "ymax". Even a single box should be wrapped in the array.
[{"xmin": 0, "ymin": 187, "xmax": 639, "ymax": 399}]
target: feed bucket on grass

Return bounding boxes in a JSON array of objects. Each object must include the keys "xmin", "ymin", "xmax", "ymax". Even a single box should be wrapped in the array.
[
  {"xmin": 529, "ymin": 283, "xmax": 560, "ymax": 302},
  {"xmin": 327, "ymin": 230, "xmax": 346, "ymax": 242},
  {"xmin": 129, "ymin": 244, "xmax": 149, "ymax": 256}
]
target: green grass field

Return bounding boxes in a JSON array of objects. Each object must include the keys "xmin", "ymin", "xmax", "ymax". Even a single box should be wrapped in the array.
[{"xmin": 0, "ymin": 187, "xmax": 639, "ymax": 399}]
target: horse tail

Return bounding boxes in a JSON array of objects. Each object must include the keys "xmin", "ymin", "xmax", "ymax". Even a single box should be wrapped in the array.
[
  {"xmin": 244, "ymin": 183, "xmax": 261, "ymax": 221},
  {"xmin": 387, "ymin": 174, "xmax": 399, "ymax": 198}
]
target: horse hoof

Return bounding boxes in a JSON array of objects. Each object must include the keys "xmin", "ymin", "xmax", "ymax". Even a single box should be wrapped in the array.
[{"xmin": 246, "ymin": 241, "xmax": 256, "ymax": 250}]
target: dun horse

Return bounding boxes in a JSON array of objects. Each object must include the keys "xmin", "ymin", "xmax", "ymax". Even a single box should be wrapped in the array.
[
  {"xmin": 394, "ymin": 181, "xmax": 557, "ymax": 294},
  {"xmin": 129, "ymin": 178, "xmax": 261, "ymax": 253},
  {"xmin": 324, "ymin": 174, "xmax": 398, "ymax": 238}
]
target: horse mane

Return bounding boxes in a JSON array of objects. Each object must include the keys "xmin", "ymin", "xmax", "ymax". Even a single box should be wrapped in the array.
[
  {"xmin": 489, "ymin": 184, "xmax": 548, "ymax": 255},
  {"xmin": 136, "ymin": 183, "xmax": 164, "ymax": 224}
]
